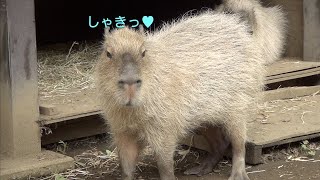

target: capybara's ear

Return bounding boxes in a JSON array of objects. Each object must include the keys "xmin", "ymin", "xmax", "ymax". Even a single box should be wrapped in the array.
[
  {"xmin": 104, "ymin": 27, "xmax": 111, "ymax": 39},
  {"xmin": 138, "ymin": 25, "xmax": 146, "ymax": 36},
  {"xmin": 140, "ymin": 45, "xmax": 146, "ymax": 57}
]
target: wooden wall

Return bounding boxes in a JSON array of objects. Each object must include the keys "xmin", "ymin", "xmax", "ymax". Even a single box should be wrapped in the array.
[
  {"xmin": 303, "ymin": 0, "xmax": 320, "ymax": 62},
  {"xmin": 263, "ymin": 0, "xmax": 304, "ymax": 59}
]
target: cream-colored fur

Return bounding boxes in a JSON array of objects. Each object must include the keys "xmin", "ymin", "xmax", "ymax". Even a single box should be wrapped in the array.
[
  {"xmin": 95, "ymin": 1, "xmax": 285, "ymax": 179},
  {"xmin": 218, "ymin": 0, "xmax": 287, "ymax": 64},
  {"xmin": 95, "ymin": 11, "xmax": 262, "ymax": 180}
]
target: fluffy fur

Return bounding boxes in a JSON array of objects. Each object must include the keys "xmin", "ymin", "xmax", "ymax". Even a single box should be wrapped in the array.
[
  {"xmin": 96, "ymin": 11, "xmax": 264, "ymax": 143},
  {"xmin": 218, "ymin": 0, "xmax": 287, "ymax": 64},
  {"xmin": 95, "ymin": 10, "xmax": 267, "ymax": 180}
]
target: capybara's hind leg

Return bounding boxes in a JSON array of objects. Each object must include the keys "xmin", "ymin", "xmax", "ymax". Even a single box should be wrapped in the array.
[
  {"xmin": 225, "ymin": 119, "xmax": 250, "ymax": 180},
  {"xmin": 184, "ymin": 126, "xmax": 230, "ymax": 176},
  {"xmin": 115, "ymin": 134, "xmax": 140, "ymax": 180}
]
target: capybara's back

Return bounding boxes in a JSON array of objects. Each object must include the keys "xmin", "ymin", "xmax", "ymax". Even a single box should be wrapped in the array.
[{"xmin": 144, "ymin": 12, "xmax": 264, "ymax": 126}]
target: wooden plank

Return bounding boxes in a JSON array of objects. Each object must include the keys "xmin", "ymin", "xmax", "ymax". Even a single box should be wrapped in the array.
[
  {"xmin": 265, "ymin": 60, "xmax": 320, "ymax": 84},
  {"xmin": 181, "ymin": 93, "xmax": 320, "ymax": 165},
  {"xmin": 39, "ymin": 104, "xmax": 59, "ymax": 116},
  {"xmin": 260, "ymin": 132, "xmax": 320, "ymax": 148},
  {"xmin": 41, "ymin": 115, "xmax": 106, "ymax": 145},
  {"xmin": 266, "ymin": 59, "xmax": 320, "ymax": 76},
  {"xmin": 182, "ymin": 86, "xmax": 320, "ymax": 150},
  {"xmin": 246, "ymin": 132, "xmax": 320, "ymax": 164},
  {"xmin": 248, "ymin": 95, "xmax": 320, "ymax": 146},
  {"xmin": 39, "ymin": 90, "xmax": 101, "ymax": 124},
  {"xmin": 266, "ymin": 68, "xmax": 320, "ymax": 84},
  {"xmin": 303, "ymin": 0, "xmax": 320, "ymax": 62},
  {"xmin": 263, "ymin": 85, "xmax": 320, "ymax": 101},
  {"xmin": 40, "ymin": 110, "xmax": 102, "ymax": 125}
]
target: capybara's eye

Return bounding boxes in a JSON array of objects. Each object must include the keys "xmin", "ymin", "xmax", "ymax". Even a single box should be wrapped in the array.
[
  {"xmin": 106, "ymin": 51, "xmax": 112, "ymax": 59},
  {"xmin": 142, "ymin": 50, "xmax": 146, "ymax": 58}
]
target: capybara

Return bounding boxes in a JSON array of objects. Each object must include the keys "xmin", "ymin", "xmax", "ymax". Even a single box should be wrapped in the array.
[{"xmin": 95, "ymin": 3, "xmax": 285, "ymax": 179}]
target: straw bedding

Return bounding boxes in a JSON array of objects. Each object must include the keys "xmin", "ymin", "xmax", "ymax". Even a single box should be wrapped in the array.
[{"xmin": 37, "ymin": 41, "xmax": 100, "ymax": 102}]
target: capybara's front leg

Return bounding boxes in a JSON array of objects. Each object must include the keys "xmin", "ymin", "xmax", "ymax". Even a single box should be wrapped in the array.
[
  {"xmin": 115, "ymin": 134, "xmax": 140, "ymax": 180},
  {"xmin": 155, "ymin": 149, "xmax": 176, "ymax": 180},
  {"xmin": 152, "ymin": 139, "xmax": 177, "ymax": 180}
]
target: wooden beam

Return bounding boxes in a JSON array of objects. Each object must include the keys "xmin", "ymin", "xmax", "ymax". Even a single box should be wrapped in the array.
[
  {"xmin": 41, "ymin": 115, "xmax": 106, "ymax": 145},
  {"xmin": 263, "ymin": 85, "xmax": 320, "ymax": 101},
  {"xmin": 303, "ymin": 0, "xmax": 320, "ymax": 62},
  {"xmin": 0, "ymin": 0, "xmax": 40, "ymax": 157}
]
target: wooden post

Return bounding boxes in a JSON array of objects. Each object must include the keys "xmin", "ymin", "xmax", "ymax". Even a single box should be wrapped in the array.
[
  {"xmin": 0, "ymin": 0, "xmax": 40, "ymax": 158},
  {"xmin": 0, "ymin": 0, "xmax": 74, "ymax": 179},
  {"xmin": 303, "ymin": 0, "xmax": 320, "ymax": 62}
]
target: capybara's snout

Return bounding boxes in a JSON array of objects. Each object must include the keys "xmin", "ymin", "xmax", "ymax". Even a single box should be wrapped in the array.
[{"xmin": 118, "ymin": 78, "xmax": 142, "ymax": 106}]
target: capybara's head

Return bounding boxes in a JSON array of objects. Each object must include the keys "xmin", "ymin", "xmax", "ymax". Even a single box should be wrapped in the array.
[{"xmin": 99, "ymin": 27, "xmax": 147, "ymax": 107}]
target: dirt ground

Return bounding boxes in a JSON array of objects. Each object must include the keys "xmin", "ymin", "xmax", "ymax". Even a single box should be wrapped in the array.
[{"xmin": 36, "ymin": 134, "xmax": 320, "ymax": 180}]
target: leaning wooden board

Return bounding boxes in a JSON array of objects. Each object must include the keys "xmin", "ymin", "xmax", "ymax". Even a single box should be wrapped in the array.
[
  {"xmin": 39, "ymin": 60, "xmax": 320, "ymax": 124},
  {"xmin": 39, "ymin": 90, "xmax": 102, "ymax": 124},
  {"xmin": 182, "ymin": 86, "xmax": 320, "ymax": 164},
  {"xmin": 247, "ymin": 92, "xmax": 320, "ymax": 164}
]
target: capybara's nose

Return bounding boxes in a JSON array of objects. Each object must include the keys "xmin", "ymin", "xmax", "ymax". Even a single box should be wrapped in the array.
[{"xmin": 118, "ymin": 79, "xmax": 142, "ymax": 86}]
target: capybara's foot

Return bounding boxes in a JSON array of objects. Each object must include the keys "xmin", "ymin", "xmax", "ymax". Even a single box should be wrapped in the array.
[
  {"xmin": 184, "ymin": 161, "xmax": 213, "ymax": 176},
  {"xmin": 184, "ymin": 151, "xmax": 222, "ymax": 176},
  {"xmin": 228, "ymin": 170, "xmax": 250, "ymax": 180}
]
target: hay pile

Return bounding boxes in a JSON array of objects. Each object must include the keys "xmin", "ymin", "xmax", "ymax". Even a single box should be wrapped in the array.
[{"xmin": 37, "ymin": 41, "xmax": 101, "ymax": 101}]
